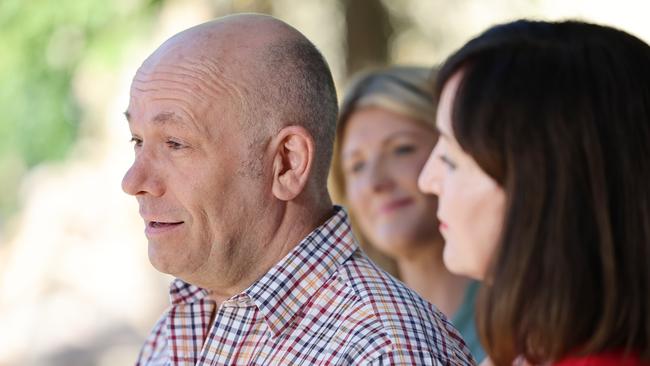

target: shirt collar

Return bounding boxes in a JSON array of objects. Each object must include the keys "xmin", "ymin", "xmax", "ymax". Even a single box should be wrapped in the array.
[
  {"xmin": 167, "ymin": 206, "xmax": 358, "ymax": 336},
  {"xmin": 169, "ymin": 278, "xmax": 209, "ymax": 305},
  {"xmin": 245, "ymin": 206, "xmax": 357, "ymax": 337}
]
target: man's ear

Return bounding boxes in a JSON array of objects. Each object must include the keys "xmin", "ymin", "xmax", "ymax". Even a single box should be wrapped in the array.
[{"xmin": 270, "ymin": 125, "xmax": 314, "ymax": 201}]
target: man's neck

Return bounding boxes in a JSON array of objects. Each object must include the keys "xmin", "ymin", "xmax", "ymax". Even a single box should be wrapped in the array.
[{"xmin": 203, "ymin": 199, "xmax": 334, "ymax": 306}]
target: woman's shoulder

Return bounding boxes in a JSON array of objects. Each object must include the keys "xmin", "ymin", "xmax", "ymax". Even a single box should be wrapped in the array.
[{"xmin": 554, "ymin": 351, "xmax": 648, "ymax": 366}]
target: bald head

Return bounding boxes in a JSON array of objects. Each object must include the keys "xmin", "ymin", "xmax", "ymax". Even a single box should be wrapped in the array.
[
  {"xmin": 146, "ymin": 14, "xmax": 299, "ymax": 67},
  {"xmin": 135, "ymin": 14, "xmax": 337, "ymax": 188}
]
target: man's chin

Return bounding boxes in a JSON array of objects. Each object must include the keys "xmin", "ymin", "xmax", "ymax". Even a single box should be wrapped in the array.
[
  {"xmin": 148, "ymin": 247, "xmax": 185, "ymax": 276},
  {"xmin": 149, "ymin": 259, "xmax": 178, "ymax": 276}
]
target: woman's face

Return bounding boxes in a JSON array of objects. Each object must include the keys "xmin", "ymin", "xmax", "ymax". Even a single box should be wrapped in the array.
[
  {"xmin": 342, "ymin": 106, "xmax": 440, "ymax": 258},
  {"xmin": 418, "ymin": 71, "xmax": 506, "ymax": 280}
]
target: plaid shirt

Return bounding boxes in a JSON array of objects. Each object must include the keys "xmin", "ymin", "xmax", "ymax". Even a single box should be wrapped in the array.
[{"xmin": 136, "ymin": 207, "xmax": 475, "ymax": 365}]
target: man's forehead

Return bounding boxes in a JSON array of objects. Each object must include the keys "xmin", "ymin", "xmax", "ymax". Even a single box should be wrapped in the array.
[
  {"xmin": 131, "ymin": 31, "xmax": 248, "ymax": 103},
  {"xmin": 124, "ymin": 74, "xmax": 238, "ymax": 141}
]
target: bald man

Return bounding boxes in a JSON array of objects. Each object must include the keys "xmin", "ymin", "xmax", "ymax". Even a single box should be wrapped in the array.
[{"xmin": 123, "ymin": 14, "xmax": 474, "ymax": 365}]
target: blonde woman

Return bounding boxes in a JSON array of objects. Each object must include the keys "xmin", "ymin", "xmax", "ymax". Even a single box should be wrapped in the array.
[{"xmin": 331, "ymin": 66, "xmax": 484, "ymax": 361}]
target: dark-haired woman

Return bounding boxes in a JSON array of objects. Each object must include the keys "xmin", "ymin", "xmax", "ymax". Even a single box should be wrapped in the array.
[{"xmin": 418, "ymin": 20, "xmax": 650, "ymax": 366}]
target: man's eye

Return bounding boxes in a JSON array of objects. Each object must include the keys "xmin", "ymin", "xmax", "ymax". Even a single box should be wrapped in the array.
[
  {"xmin": 130, "ymin": 137, "xmax": 143, "ymax": 147},
  {"xmin": 166, "ymin": 140, "xmax": 185, "ymax": 150}
]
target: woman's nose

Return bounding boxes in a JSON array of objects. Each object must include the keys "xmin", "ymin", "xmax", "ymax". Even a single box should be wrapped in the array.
[{"xmin": 418, "ymin": 147, "xmax": 442, "ymax": 196}]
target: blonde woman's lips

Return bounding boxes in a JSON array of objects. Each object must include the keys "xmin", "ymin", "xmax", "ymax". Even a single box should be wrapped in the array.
[{"xmin": 380, "ymin": 198, "xmax": 414, "ymax": 214}]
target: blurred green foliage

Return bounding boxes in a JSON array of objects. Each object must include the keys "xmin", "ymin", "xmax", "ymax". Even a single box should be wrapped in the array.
[{"xmin": 0, "ymin": 0, "xmax": 163, "ymax": 225}]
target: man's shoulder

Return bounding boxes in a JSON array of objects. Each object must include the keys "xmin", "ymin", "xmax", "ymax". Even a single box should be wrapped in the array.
[
  {"xmin": 325, "ymin": 250, "xmax": 475, "ymax": 365},
  {"xmin": 338, "ymin": 250, "xmax": 445, "ymax": 324}
]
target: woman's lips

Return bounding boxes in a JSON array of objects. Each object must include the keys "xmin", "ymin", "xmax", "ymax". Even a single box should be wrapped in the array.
[
  {"xmin": 379, "ymin": 198, "xmax": 414, "ymax": 214},
  {"xmin": 145, "ymin": 221, "xmax": 184, "ymax": 236},
  {"xmin": 439, "ymin": 221, "xmax": 449, "ymax": 231}
]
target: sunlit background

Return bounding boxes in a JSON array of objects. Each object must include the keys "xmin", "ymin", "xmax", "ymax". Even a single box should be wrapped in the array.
[{"xmin": 1, "ymin": 0, "xmax": 649, "ymax": 364}]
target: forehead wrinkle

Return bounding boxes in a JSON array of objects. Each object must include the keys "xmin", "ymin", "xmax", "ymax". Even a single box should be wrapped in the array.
[
  {"xmin": 131, "ymin": 67, "xmax": 219, "ymax": 140},
  {"xmin": 128, "ymin": 89, "xmax": 213, "ymax": 140},
  {"xmin": 178, "ymin": 58, "xmax": 250, "ymax": 141},
  {"xmin": 155, "ymin": 58, "xmax": 247, "ymax": 109},
  {"xmin": 155, "ymin": 98, "xmax": 213, "ymax": 139},
  {"xmin": 132, "ymin": 74, "xmax": 209, "ymax": 105},
  {"xmin": 137, "ymin": 58, "xmax": 249, "ymax": 127},
  {"xmin": 182, "ymin": 58, "xmax": 249, "ymax": 118}
]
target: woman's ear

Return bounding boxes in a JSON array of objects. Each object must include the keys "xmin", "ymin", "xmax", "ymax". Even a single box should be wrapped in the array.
[{"xmin": 270, "ymin": 125, "xmax": 314, "ymax": 201}]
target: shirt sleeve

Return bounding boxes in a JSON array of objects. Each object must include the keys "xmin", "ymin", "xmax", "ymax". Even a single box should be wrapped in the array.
[{"xmin": 365, "ymin": 347, "xmax": 476, "ymax": 366}]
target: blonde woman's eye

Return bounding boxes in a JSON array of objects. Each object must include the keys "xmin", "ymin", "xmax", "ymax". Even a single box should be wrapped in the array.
[
  {"xmin": 394, "ymin": 144, "xmax": 416, "ymax": 155},
  {"xmin": 350, "ymin": 161, "xmax": 365, "ymax": 173},
  {"xmin": 345, "ymin": 159, "xmax": 365, "ymax": 174}
]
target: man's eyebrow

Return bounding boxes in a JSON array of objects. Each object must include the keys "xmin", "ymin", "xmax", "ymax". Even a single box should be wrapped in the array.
[
  {"xmin": 152, "ymin": 111, "xmax": 184, "ymax": 125},
  {"xmin": 123, "ymin": 110, "xmax": 187, "ymax": 127}
]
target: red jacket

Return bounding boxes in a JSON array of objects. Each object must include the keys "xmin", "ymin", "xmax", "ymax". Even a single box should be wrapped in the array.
[{"xmin": 555, "ymin": 351, "xmax": 648, "ymax": 366}]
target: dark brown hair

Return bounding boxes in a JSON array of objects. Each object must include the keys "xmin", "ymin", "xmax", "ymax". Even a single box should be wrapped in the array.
[{"xmin": 435, "ymin": 20, "xmax": 650, "ymax": 365}]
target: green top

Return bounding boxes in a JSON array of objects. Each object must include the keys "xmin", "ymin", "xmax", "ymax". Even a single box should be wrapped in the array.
[{"xmin": 451, "ymin": 281, "xmax": 486, "ymax": 362}]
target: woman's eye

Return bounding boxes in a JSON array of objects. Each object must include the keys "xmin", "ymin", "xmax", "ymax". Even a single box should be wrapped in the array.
[
  {"xmin": 346, "ymin": 160, "xmax": 365, "ymax": 174},
  {"xmin": 352, "ymin": 161, "xmax": 366, "ymax": 173},
  {"xmin": 439, "ymin": 154, "xmax": 457, "ymax": 170},
  {"xmin": 394, "ymin": 144, "xmax": 416, "ymax": 155}
]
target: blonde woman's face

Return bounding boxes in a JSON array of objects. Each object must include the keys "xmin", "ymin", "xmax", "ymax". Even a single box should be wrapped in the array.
[
  {"xmin": 342, "ymin": 106, "xmax": 440, "ymax": 258},
  {"xmin": 418, "ymin": 71, "xmax": 506, "ymax": 280}
]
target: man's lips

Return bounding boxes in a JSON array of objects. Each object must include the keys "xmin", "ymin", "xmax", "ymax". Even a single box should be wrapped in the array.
[
  {"xmin": 148, "ymin": 221, "xmax": 183, "ymax": 227},
  {"xmin": 145, "ymin": 220, "xmax": 184, "ymax": 235}
]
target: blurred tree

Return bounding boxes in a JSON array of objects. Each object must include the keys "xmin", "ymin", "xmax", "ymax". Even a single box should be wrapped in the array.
[
  {"xmin": 0, "ymin": 0, "xmax": 163, "ymax": 231},
  {"xmin": 212, "ymin": 0, "xmax": 273, "ymax": 14},
  {"xmin": 0, "ymin": 0, "xmax": 393, "ymax": 235},
  {"xmin": 344, "ymin": 0, "xmax": 393, "ymax": 75}
]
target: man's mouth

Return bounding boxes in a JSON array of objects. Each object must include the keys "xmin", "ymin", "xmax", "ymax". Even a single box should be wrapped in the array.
[
  {"xmin": 145, "ymin": 221, "xmax": 184, "ymax": 235},
  {"xmin": 148, "ymin": 221, "xmax": 183, "ymax": 228}
]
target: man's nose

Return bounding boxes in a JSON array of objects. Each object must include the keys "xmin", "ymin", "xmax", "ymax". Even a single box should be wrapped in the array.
[{"xmin": 121, "ymin": 154, "xmax": 164, "ymax": 197}]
